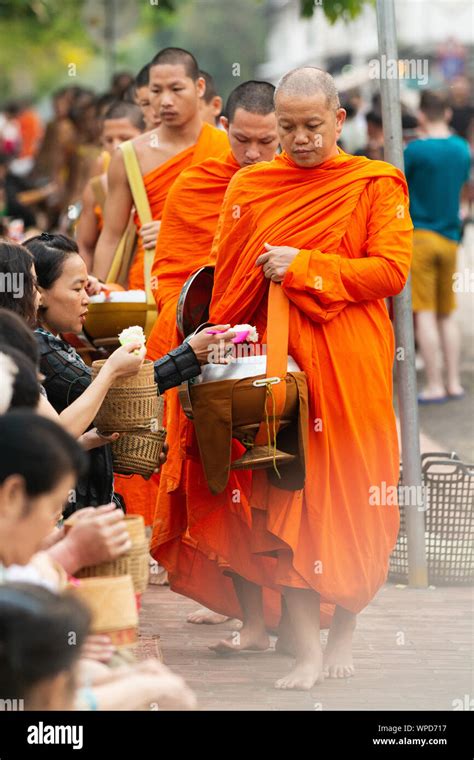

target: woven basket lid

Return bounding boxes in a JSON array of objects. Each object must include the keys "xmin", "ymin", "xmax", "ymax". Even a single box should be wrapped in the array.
[{"xmin": 70, "ymin": 574, "xmax": 138, "ymax": 632}]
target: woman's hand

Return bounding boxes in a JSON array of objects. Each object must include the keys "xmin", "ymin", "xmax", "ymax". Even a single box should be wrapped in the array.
[
  {"xmin": 188, "ymin": 325, "xmax": 236, "ymax": 365},
  {"xmin": 81, "ymin": 634, "xmax": 116, "ymax": 663},
  {"xmin": 139, "ymin": 221, "xmax": 161, "ymax": 250},
  {"xmin": 103, "ymin": 343, "xmax": 146, "ymax": 381},
  {"xmin": 65, "ymin": 502, "xmax": 132, "ymax": 569},
  {"xmin": 80, "ymin": 429, "xmax": 120, "ymax": 451},
  {"xmin": 135, "ymin": 661, "xmax": 197, "ymax": 711}
]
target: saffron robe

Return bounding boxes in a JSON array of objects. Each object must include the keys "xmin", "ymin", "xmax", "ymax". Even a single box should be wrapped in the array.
[
  {"xmin": 127, "ymin": 123, "xmax": 229, "ymax": 291},
  {"xmin": 176, "ymin": 149, "xmax": 413, "ymax": 614},
  {"xmin": 116, "ymin": 123, "xmax": 228, "ymax": 526}
]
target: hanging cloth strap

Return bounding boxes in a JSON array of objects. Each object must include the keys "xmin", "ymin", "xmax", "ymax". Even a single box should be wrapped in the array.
[
  {"xmin": 254, "ymin": 281, "xmax": 290, "ymax": 452},
  {"xmin": 118, "ymin": 140, "xmax": 156, "ymax": 336}
]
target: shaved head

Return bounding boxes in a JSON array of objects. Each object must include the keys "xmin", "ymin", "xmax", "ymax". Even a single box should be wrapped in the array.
[
  {"xmin": 221, "ymin": 81, "xmax": 278, "ymax": 168},
  {"xmin": 103, "ymin": 101, "xmax": 145, "ymax": 130},
  {"xmin": 274, "ymin": 66, "xmax": 345, "ymax": 168},
  {"xmin": 150, "ymin": 47, "xmax": 199, "ymax": 81},
  {"xmin": 135, "ymin": 63, "xmax": 150, "ymax": 89},
  {"xmin": 275, "ymin": 67, "xmax": 340, "ymax": 111},
  {"xmin": 225, "ymin": 80, "xmax": 276, "ymax": 123}
]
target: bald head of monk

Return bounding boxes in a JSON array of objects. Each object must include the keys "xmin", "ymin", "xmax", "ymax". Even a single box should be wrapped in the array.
[
  {"xmin": 199, "ymin": 70, "xmax": 223, "ymax": 126},
  {"xmin": 275, "ymin": 66, "xmax": 346, "ymax": 168},
  {"xmin": 135, "ymin": 63, "xmax": 161, "ymax": 131},
  {"xmin": 101, "ymin": 101, "xmax": 144, "ymax": 155},
  {"xmin": 148, "ymin": 47, "xmax": 205, "ymax": 129},
  {"xmin": 221, "ymin": 80, "xmax": 279, "ymax": 167}
]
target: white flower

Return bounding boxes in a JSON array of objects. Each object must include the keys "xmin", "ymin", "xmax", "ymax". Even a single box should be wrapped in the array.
[{"xmin": 118, "ymin": 325, "xmax": 146, "ymax": 347}]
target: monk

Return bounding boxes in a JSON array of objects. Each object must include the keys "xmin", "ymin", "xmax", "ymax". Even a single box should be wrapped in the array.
[
  {"xmin": 179, "ymin": 67, "xmax": 413, "ymax": 690},
  {"xmin": 199, "ymin": 70, "xmax": 223, "ymax": 126},
  {"xmin": 93, "ymin": 47, "xmax": 229, "ymax": 289},
  {"xmin": 76, "ymin": 102, "xmax": 144, "ymax": 271},
  {"xmin": 147, "ymin": 80, "xmax": 279, "ymax": 622},
  {"xmin": 134, "ymin": 63, "xmax": 162, "ymax": 132},
  {"xmin": 92, "ymin": 48, "xmax": 228, "ymax": 528}
]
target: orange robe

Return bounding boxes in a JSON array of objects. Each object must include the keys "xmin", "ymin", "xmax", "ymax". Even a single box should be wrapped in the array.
[
  {"xmin": 147, "ymin": 149, "xmax": 286, "ymax": 626},
  {"xmin": 127, "ymin": 123, "xmax": 229, "ymax": 291},
  {"xmin": 145, "ymin": 149, "xmax": 239, "ymax": 603},
  {"xmin": 116, "ymin": 123, "xmax": 228, "ymax": 526},
  {"xmin": 177, "ymin": 150, "xmax": 413, "ymax": 615},
  {"xmin": 146, "ymin": 150, "xmax": 312, "ymax": 627}
]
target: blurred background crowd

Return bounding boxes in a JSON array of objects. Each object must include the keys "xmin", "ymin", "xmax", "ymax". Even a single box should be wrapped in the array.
[{"xmin": 0, "ymin": 0, "xmax": 473, "ymax": 239}]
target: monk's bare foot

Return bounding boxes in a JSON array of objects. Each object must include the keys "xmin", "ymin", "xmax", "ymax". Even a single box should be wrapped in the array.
[
  {"xmin": 187, "ymin": 607, "xmax": 231, "ymax": 625},
  {"xmin": 275, "ymin": 644, "xmax": 324, "ymax": 690},
  {"xmin": 274, "ymin": 613, "xmax": 295, "ymax": 656},
  {"xmin": 209, "ymin": 624, "xmax": 270, "ymax": 655},
  {"xmin": 148, "ymin": 557, "xmax": 169, "ymax": 586},
  {"xmin": 323, "ymin": 607, "xmax": 356, "ymax": 678}
]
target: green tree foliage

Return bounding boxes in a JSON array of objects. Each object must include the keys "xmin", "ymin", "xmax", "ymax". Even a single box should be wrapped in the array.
[
  {"xmin": 145, "ymin": 0, "xmax": 267, "ymax": 99},
  {"xmin": 0, "ymin": 0, "xmax": 372, "ymax": 100},
  {"xmin": 299, "ymin": 0, "xmax": 373, "ymax": 23}
]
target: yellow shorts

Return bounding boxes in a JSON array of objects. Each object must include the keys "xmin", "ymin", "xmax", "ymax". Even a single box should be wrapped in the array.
[{"xmin": 411, "ymin": 229, "xmax": 458, "ymax": 315}]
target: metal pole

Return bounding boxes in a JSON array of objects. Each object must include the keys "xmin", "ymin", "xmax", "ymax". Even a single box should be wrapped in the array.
[
  {"xmin": 104, "ymin": 0, "xmax": 116, "ymax": 85},
  {"xmin": 376, "ymin": 0, "xmax": 428, "ymax": 587}
]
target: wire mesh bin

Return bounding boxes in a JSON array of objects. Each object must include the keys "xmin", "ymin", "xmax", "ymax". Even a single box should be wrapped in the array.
[{"xmin": 389, "ymin": 452, "xmax": 474, "ymax": 585}]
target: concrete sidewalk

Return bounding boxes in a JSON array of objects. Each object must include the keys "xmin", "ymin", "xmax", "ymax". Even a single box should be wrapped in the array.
[
  {"xmin": 139, "ymin": 229, "xmax": 473, "ymax": 711},
  {"xmin": 139, "ymin": 583, "xmax": 472, "ymax": 711}
]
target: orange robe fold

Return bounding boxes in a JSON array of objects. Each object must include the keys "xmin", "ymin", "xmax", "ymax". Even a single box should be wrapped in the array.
[
  {"xmin": 182, "ymin": 149, "xmax": 413, "ymax": 614},
  {"xmin": 148, "ymin": 149, "xmax": 331, "ymax": 628},
  {"xmin": 128, "ymin": 123, "xmax": 229, "ymax": 291},
  {"xmin": 147, "ymin": 149, "xmax": 265, "ymax": 620},
  {"xmin": 116, "ymin": 123, "xmax": 228, "ymax": 526}
]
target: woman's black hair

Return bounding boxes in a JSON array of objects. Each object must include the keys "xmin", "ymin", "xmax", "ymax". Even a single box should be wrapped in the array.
[
  {"xmin": 0, "ymin": 308, "xmax": 39, "ymax": 366},
  {"xmin": 0, "ymin": 583, "xmax": 91, "ymax": 704},
  {"xmin": 0, "ymin": 344, "xmax": 39, "ymax": 409},
  {"xmin": 23, "ymin": 234, "xmax": 80, "ymax": 291},
  {"xmin": 0, "ymin": 410, "xmax": 87, "ymax": 499},
  {"xmin": 0, "ymin": 242, "xmax": 36, "ymax": 326}
]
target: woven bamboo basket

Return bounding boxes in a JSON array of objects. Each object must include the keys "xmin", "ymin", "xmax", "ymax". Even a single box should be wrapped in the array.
[
  {"xmin": 92, "ymin": 357, "xmax": 156, "ymax": 388},
  {"xmin": 63, "ymin": 511, "xmax": 146, "ymax": 541},
  {"xmin": 112, "ymin": 423, "xmax": 166, "ymax": 480},
  {"xmin": 70, "ymin": 575, "xmax": 138, "ymax": 646},
  {"xmin": 76, "ymin": 539, "xmax": 150, "ymax": 593},
  {"xmin": 92, "ymin": 359, "xmax": 159, "ymax": 433},
  {"xmin": 123, "ymin": 514, "xmax": 146, "ymax": 543}
]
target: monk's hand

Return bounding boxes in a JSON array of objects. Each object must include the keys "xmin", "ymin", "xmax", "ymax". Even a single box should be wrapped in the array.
[
  {"xmin": 85, "ymin": 275, "xmax": 103, "ymax": 296},
  {"xmin": 256, "ymin": 243, "xmax": 300, "ymax": 282},
  {"xmin": 140, "ymin": 221, "xmax": 161, "ymax": 250},
  {"xmin": 188, "ymin": 325, "xmax": 236, "ymax": 365},
  {"xmin": 153, "ymin": 442, "xmax": 168, "ymax": 474}
]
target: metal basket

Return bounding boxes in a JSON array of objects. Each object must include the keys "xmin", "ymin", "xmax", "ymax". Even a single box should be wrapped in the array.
[{"xmin": 389, "ymin": 452, "xmax": 473, "ymax": 585}]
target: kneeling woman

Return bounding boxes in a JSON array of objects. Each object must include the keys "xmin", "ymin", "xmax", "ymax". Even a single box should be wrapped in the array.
[{"xmin": 23, "ymin": 233, "xmax": 234, "ymax": 516}]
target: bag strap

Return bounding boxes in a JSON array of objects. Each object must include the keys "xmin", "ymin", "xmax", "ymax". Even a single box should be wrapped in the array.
[
  {"xmin": 254, "ymin": 282, "xmax": 289, "ymax": 447},
  {"xmin": 119, "ymin": 140, "xmax": 152, "ymax": 224},
  {"xmin": 106, "ymin": 218, "xmax": 137, "ymax": 287},
  {"xmin": 119, "ymin": 140, "xmax": 156, "ymax": 336}
]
